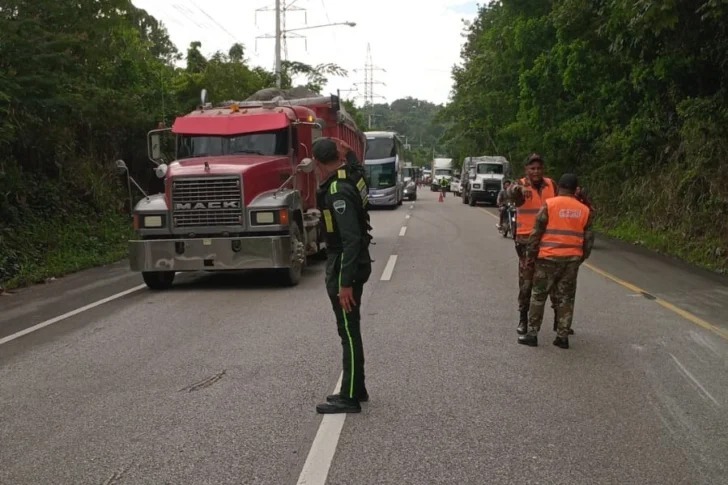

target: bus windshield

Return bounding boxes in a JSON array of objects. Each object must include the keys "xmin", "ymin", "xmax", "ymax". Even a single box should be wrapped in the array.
[
  {"xmin": 365, "ymin": 162, "xmax": 396, "ymax": 188},
  {"xmin": 365, "ymin": 137, "xmax": 395, "ymax": 160}
]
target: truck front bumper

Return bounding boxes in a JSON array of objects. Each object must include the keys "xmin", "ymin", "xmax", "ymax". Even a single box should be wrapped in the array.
[
  {"xmin": 470, "ymin": 189, "xmax": 498, "ymax": 203},
  {"xmin": 129, "ymin": 236, "xmax": 292, "ymax": 272}
]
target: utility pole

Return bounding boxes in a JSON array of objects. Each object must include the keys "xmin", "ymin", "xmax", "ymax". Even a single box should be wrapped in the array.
[
  {"xmin": 274, "ymin": 0, "xmax": 281, "ymax": 87},
  {"xmin": 353, "ymin": 43, "xmax": 386, "ymax": 129},
  {"xmin": 256, "ymin": 0, "xmax": 307, "ymax": 88},
  {"xmin": 257, "ymin": 2, "xmax": 351, "ymax": 89}
]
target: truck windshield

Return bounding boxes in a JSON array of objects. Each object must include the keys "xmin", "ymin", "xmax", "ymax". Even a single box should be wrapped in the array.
[
  {"xmin": 365, "ymin": 162, "xmax": 396, "ymax": 188},
  {"xmin": 177, "ymin": 128, "xmax": 289, "ymax": 158},
  {"xmin": 435, "ymin": 169, "xmax": 452, "ymax": 176},
  {"xmin": 365, "ymin": 138, "xmax": 395, "ymax": 160},
  {"xmin": 477, "ymin": 163, "xmax": 503, "ymax": 174}
]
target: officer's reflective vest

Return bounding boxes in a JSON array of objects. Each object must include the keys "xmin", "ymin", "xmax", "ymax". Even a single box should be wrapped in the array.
[
  {"xmin": 516, "ymin": 177, "xmax": 556, "ymax": 236},
  {"xmin": 317, "ymin": 165, "xmax": 373, "ymax": 248},
  {"xmin": 538, "ymin": 196, "xmax": 590, "ymax": 259}
]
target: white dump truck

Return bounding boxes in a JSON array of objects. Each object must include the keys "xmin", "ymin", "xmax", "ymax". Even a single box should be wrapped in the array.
[
  {"xmin": 460, "ymin": 155, "xmax": 512, "ymax": 206},
  {"xmin": 430, "ymin": 158, "xmax": 454, "ymax": 192}
]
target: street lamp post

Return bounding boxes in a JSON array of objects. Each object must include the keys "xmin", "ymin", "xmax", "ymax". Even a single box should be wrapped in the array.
[{"xmin": 273, "ymin": 9, "xmax": 356, "ymax": 88}]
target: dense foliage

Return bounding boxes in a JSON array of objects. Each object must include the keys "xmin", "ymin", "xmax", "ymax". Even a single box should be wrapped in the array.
[
  {"xmin": 441, "ymin": 0, "xmax": 728, "ymax": 272},
  {"xmin": 0, "ymin": 1, "xmax": 351, "ymax": 289}
]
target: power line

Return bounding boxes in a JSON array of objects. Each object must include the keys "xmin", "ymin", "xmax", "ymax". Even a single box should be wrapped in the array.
[{"xmin": 188, "ymin": 0, "xmax": 239, "ymax": 43}]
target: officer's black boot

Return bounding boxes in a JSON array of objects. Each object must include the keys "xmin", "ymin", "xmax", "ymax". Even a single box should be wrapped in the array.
[
  {"xmin": 316, "ymin": 396, "xmax": 361, "ymax": 414},
  {"xmin": 517, "ymin": 311, "xmax": 528, "ymax": 335},
  {"xmin": 327, "ymin": 389, "xmax": 369, "ymax": 403}
]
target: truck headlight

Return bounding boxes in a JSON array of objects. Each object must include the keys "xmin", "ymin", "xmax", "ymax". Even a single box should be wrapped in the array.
[
  {"xmin": 142, "ymin": 215, "xmax": 165, "ymax": 228},
  {"xmin": 252, "ymin": 209, "xmax": 289, "ymax": 225}
]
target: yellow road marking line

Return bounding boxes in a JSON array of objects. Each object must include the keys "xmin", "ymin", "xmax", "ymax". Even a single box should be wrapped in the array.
[{"xmin": 478, "ymin": 207, "xmax": 728, "ymax": 341}]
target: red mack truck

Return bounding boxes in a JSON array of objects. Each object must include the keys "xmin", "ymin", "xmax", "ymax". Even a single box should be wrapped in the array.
[{"xmin": 117, "ymin": 88, "xmax": 367, "ymax": 290}]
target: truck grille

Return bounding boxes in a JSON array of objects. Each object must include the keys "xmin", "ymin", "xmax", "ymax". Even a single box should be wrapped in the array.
[
  {"xmin": 484, "ymin": 181, "xmax": 501, "ymax": 191},
  {"xmin": 171, "ymin": 176, "xmax": 243, "ymax": 228}
]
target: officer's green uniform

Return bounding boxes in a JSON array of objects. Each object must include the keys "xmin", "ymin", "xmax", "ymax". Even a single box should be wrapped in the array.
[{"xmin": 316, "ymin": 161, "xmax": 373, "ymax": 402}]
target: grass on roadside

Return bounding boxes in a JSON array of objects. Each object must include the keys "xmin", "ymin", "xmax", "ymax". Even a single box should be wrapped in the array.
[
  {"xmin": 596, "ymin": 219, "xmax": 727, "ymax": 274},
  {"xmin": 0, "ymin": 213, "xmax": 132, "ymax": 290}
]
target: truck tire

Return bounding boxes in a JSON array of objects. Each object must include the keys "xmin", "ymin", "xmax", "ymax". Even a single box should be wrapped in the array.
[
  {"xmin": 278, "ymin": 221, "xmax": 305, "ymax": 286},
  {"xmin": 142, "ymin": 271, "xmax": 175, "ymax": 290}
]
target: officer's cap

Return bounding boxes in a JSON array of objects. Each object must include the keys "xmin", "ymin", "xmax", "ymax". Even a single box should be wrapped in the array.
[
  {"xmin": 558, "ymin": 173, "xmax": 579, "ymax": 191},
  {"xmin": 312, "ymin": 138, "xmax": 339, "ymax": 163}
]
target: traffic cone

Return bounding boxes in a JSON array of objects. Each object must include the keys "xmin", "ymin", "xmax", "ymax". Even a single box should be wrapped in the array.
[{"xmin": 438, "ymin": 192, "xmax": 444, "ymax": 202}]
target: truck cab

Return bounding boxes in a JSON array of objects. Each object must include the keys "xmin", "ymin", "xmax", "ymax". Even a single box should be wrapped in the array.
[
  {"xmin": 430, "ymin": 158, "xmax": 454, "ymax": 191},
  {"xmin": 461, "ymin": 156, "xmax": 511, "ymax": 206},
  {"xmin": 123, "ymin": 89, "xmax": 366, "ymax": 290}
]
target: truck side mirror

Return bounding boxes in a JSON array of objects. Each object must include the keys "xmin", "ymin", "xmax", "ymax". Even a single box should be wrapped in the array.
[
  {"xmin": 151, "ymin": 134, "xmax": 161, "ymax": 160},
  {"xmin": 297, "ymin": 157, "xmax": 315, "ymax": 173}
]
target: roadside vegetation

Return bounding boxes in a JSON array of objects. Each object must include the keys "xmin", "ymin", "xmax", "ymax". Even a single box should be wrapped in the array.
[
  {"xmin": 0, "ymin": 1, "xmax": 354, "ymax": 290},
  {"xmin": 440, "ymin": 0, "xmax": 728, "ymax": 273}
]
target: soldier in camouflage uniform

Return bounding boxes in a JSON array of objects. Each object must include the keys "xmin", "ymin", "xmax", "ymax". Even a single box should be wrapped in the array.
[
  {"xmin": 312, "ymin": 137, "xmax": 373, "ymax": 414},
  {"xmin": 518, "ymin": 173, "xmax": 594, "ymax": 349},
  {"xmin": 506, "ymin": 154, "xmax": 559, "ymax": 335}
]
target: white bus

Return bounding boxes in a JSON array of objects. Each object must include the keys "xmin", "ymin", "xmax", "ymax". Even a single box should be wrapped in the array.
[{"xmin": 363, "ymin": 131, "xmax": 405, "ymax": 208}]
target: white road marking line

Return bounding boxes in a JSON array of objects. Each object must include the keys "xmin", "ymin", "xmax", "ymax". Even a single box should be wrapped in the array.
[
  {"xmin": 409, "ymin": 205, "xmax": 414, "ymax": 210},
  {"xmin": 0, "ymin": 284, "xmax": 147, "ymax": 346},
  {"xmin": 669, "ymin": 353, "xmax": 721, "ymax": 407},
  {"xmin": 405, "ymin": 214, "xmax": 411, "ymax": 219},
  {"xmin": 380, "ymin": 255, "xmax": 398, "ymax": 281},
  {"xmin": 296, "ymin": 373, "xmax": 345, "ymax": 485},
  {"xmin": 399, "ymin": 226, "xmax": 407, "ymax": 236}
]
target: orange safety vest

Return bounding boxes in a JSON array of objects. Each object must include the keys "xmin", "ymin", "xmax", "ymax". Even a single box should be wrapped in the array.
[
  {"xmin": 516, "ymin": 177, "xmax": 556, "ymax": 236},
  {"xmin": 538, "ymin": 196, "xmax": 590, "ymax": 259}
]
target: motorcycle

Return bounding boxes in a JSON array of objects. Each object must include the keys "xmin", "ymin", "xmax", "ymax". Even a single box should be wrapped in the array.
[{"xmin": 499, "ymin": 202, "xmax": 517, "ymax": 239}]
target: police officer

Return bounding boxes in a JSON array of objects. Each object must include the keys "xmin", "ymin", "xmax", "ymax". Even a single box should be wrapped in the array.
[
  {"xmin": 312, "ymin": 137, "xmax": 373, "ymax": 414},
  {"xmin": 506, "ymin": 153, "xmax": 558, "ymax": 335},
  {"xmin": 518, "ymin": 173, "xmax": 594, "ymax": 348}
]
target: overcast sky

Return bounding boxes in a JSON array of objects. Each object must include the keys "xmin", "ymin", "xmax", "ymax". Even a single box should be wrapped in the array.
[{"xmin": 131, "ymin": 0, "xmax": 479, "ymax": 106}]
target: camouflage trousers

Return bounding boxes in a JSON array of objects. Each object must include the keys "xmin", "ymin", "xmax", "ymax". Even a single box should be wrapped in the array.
[
  {"xmin": 515, "ymin": 241, "xmax": 558, "ymax": 313},
  {"xmin": 527, "ymin": 259, "xmax": 581, "ymax": 338}
]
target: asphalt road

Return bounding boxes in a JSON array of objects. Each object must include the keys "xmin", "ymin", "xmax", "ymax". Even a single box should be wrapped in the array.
[{"xmin": 1, "ymin": 188, "xmax": 726, "ymax": 485}]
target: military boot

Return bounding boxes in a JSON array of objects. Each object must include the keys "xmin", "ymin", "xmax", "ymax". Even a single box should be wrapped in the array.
[
  {"xmin": 553, "ymin": 336, "xmax": 569, "ymax": 349},
  {"xmin": 517, "ymin": 311, "xmax": 528, "ymax": 335},
  {"xmin": 518, "ymin": 331, "xmax": 538, "ymax": 347}
]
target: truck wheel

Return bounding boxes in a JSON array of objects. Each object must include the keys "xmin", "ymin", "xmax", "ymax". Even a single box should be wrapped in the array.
[
  {"xmin": 278, "ymin": 221, "xmax": 305, "ymax": 286},
  {"xmin": 468, "ymin": 194, "xmax": 476, "ymax": 206},
  {"xmin": 461, "ymin": 191, "xmax": 468, "ymax": 204},
  {"xmin": 142, "ymin": 271, "xmax": 175, "ymax": 290}
]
